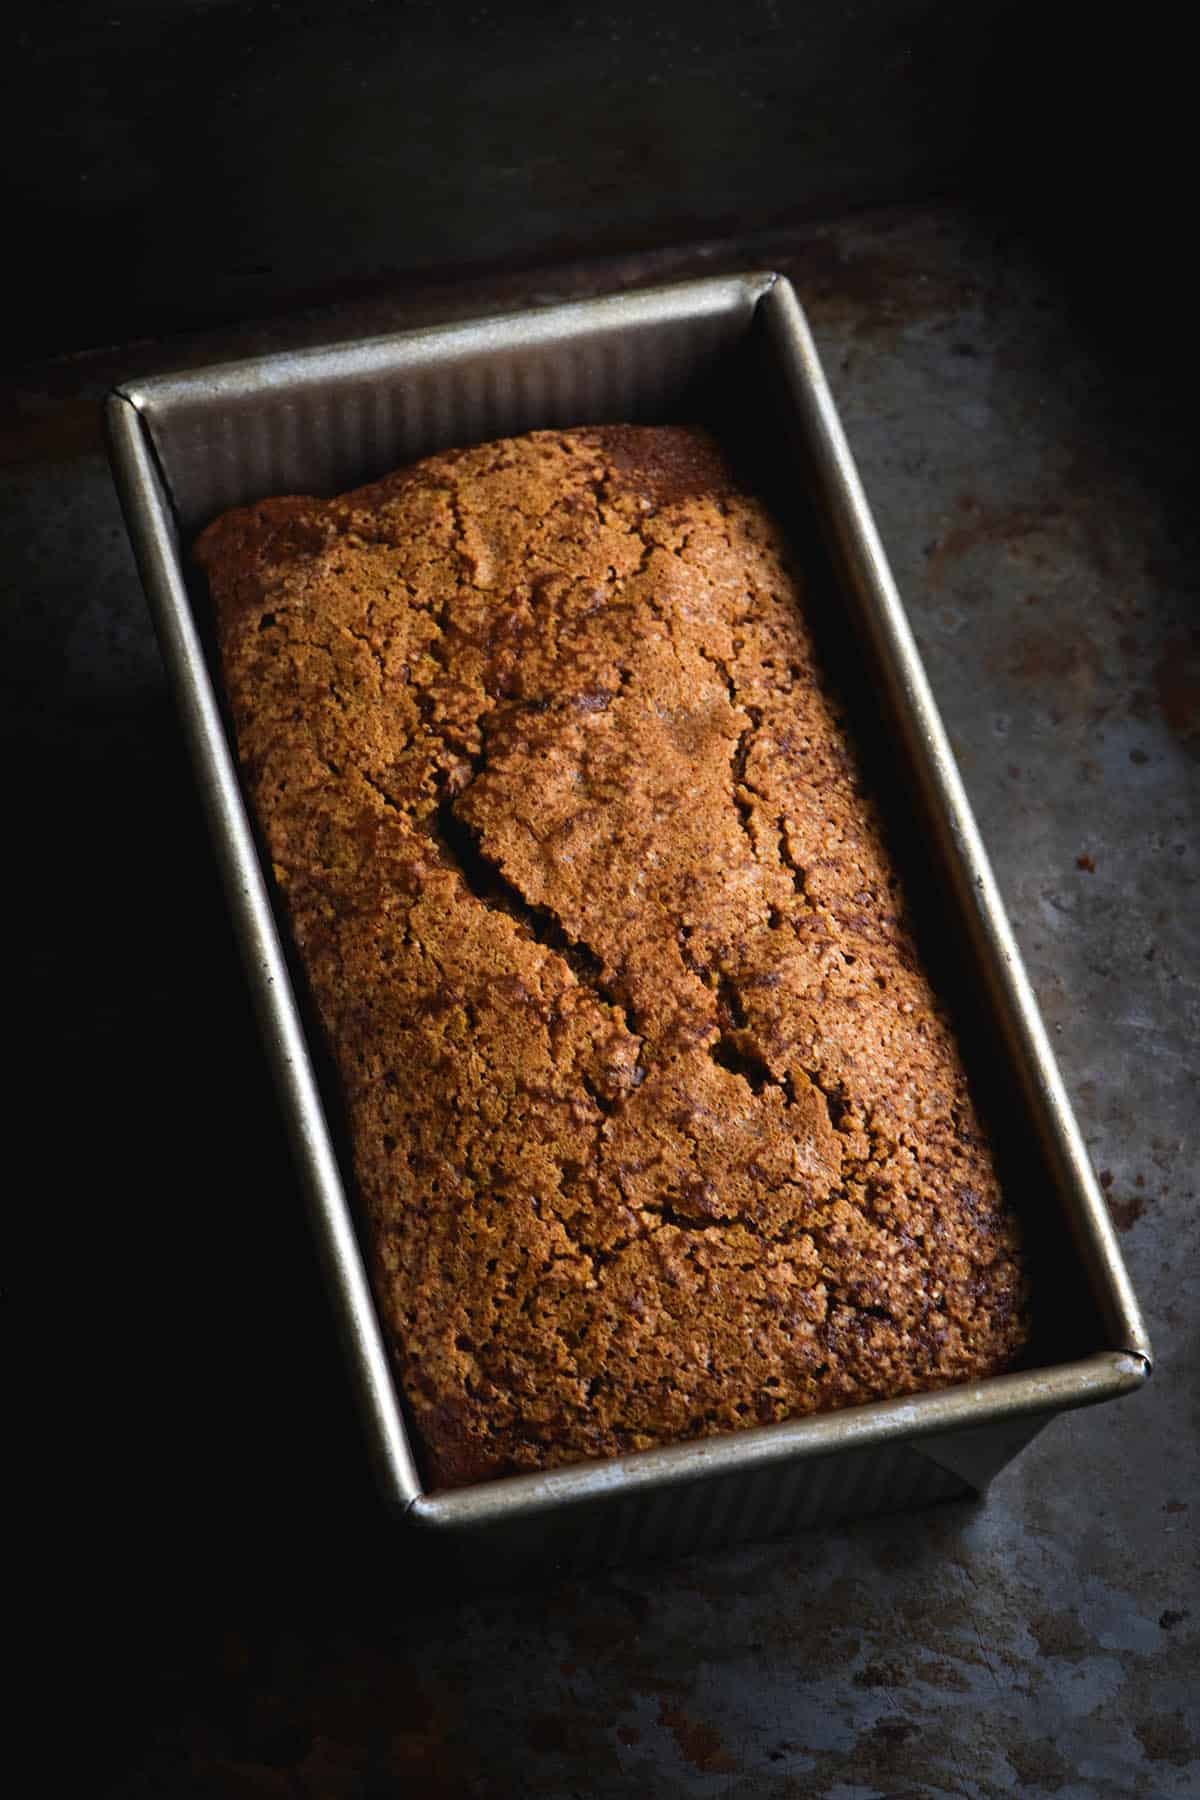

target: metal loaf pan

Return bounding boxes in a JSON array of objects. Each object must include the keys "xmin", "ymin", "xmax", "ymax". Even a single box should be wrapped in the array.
[{"xmin": 106, "ymin": 273, "xmax": 1152, "ymax": 1567}]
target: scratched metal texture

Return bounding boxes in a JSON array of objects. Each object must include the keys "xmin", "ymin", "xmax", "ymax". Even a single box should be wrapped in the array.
[{"xmin": 9, "ymin": 209, "xmax": 1197, "ymax": 1795}]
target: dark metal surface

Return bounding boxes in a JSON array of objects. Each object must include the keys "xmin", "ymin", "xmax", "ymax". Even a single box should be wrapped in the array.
[{"xmin": 12, "ymin": 209, "xmax": 1197, "ymax": 1793}]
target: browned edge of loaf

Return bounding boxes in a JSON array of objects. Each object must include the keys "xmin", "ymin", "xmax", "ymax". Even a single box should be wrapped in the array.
[{"xmin": 195, "ymin": 424, "xmax": 1030, "ymax": 1490}]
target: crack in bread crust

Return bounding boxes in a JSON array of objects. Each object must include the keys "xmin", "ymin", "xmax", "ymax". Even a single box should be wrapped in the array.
[{"xmin": 197, "ymin": 425, "xmax": 1030, "ymax": 1490}]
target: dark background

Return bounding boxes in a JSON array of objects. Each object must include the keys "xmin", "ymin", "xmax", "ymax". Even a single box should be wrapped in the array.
[
  {"xmin": 5, "ymin": 2, "xmax": 1185, "ymax": 361},
  {"xmin": 10, "ymin": 5, "xmax": 1198, "ymax": 1796},
  {"xmin": 13, "ymin": 0, "xmax": 1001, "ymax": 355}
]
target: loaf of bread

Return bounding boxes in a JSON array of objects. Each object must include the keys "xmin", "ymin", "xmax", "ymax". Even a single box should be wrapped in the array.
[{"xmin": 197, "ymin": 425, "xmax": 1029, "ymax": 1489}]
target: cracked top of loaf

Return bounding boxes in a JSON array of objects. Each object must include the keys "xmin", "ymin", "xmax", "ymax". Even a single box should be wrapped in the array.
[{"xmin": 196, "ymin": 424, "xmax": 1030, "ymax": 1490}]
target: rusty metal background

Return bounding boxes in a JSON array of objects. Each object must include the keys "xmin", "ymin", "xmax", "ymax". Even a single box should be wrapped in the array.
[{"xmin": 10, "ymin": 209, "xmax": 1197, "ymax": 1794}]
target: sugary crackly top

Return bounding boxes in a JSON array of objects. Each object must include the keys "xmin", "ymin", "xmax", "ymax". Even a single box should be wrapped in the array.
[{"xmin": 197, "ymin": 425, "xmax": 1029, "ymax": 1488}]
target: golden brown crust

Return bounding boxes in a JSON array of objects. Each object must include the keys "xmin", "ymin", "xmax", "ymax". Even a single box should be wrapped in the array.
[{"xmin": 197, "ymin": 425, "xmax": 1030, "ymax": 1490}]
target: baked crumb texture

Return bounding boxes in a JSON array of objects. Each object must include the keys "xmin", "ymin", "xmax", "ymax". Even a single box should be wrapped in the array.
[{"xmin": 197, "ymin": 425, "xmax": 1030, "ymax": 1489}]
